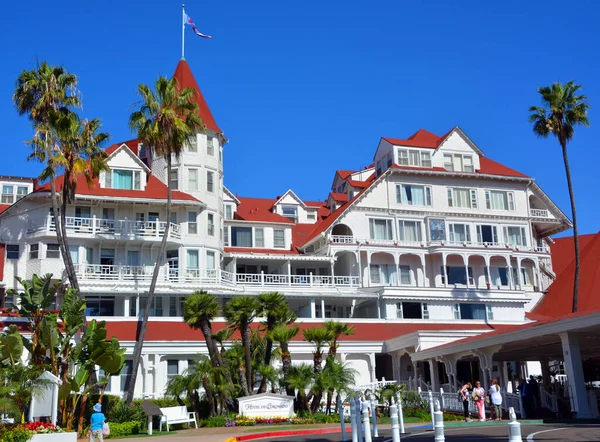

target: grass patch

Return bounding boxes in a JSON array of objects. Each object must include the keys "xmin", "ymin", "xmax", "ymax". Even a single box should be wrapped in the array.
[{"xmin": 111, "ymin": 430, "xmax": 177, "ymax": 439}]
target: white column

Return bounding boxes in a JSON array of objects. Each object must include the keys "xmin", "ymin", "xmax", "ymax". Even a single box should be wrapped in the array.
[
  {"xmin": 559, "ymin": 332, "xmax": 592, "ymax": 418},
  {"xmin": 366, "ymin": 252, "xmax": 372, "ymax": 287},
  {"xmin": 394, "ymin": 253, "xmax": 401, "ymax": 286},
  {"xmin": 463, "ymin": 254, "xmax": 470, "ymax": 288},
  {"xmin": 516, "ymin": 257, "xmax": 523, "ymax": 290},
  {"xmin": 123, "ymin": 296, "xmax": 131, "ymax": 317},
  {"xmin": 310, "ymin": 299, "xmax": 316, "ymax": 319},
  {"xmin": 484, "ymin": 256, "xmax": 492, "ymax": 289},
  {"xmin": 287, "ymin": 259, "xmax": 292, "ymax": 286},
  {"xmin": 321, "ymin": 299, "xmax": 326, "ymax": 319},
  {"xmin": 442, "ymin": 253, "xmax": 448, "ymax": 288},
  {"xmin": 535, "ymin": 258, "xmax": 542, "ymax": 290},
  {"xmin": 232, "ymin": 256, "xmax": 237, "ymax": 283},
  {"xmin": 369, "ymin": 353, "xmax": 377, "ymax": 383},
  {"xmin": 429, "ymin": 359, "xmax": 440, "ymax": 390},
  {"xmin": 418, "ymin": 254, "xmax": 426, "ymax": 287}
]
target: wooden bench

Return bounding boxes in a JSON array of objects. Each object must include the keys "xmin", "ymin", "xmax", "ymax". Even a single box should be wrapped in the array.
[{"xmin": 158, "ymin": 406, "xmax": 198, "ymax": 432}]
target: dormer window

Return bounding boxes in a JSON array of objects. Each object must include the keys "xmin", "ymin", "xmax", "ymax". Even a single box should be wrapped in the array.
[
  {"xmin": 105, "ymin": 169, "xmax": 142, "ymax": 190},
  {"xmin": 397, "ymin": 149, "xmax": 431, "ymax": 168},
  {"xmin": 282, "ymin": 205, "xmax": 298, "ymax": 223},
  {"xmin": 443, "ymin": 153, "xmax": 474, "ymax": 172}
]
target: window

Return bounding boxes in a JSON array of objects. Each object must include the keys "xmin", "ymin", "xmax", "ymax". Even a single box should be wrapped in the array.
[
  {"xmin": 188, "ymin": 211, "xmax": 197, "ymax": 234},
  {"xmin": 231, "ymin": 227, "xmax": 252, "ymax": 247},
  {"xmin": 207, "ymin": 137, "xmax": 214, "ymax": 156},
  {"xmin": 307, "ymin": 212, "xmax": 316, "ymax": 221},
  {"xmin": 282, "ymin": 206, "xmax": 298, "ymax": 223},
  {"xmin": 476, "ymin": 225, "xmax": 498, "ymax": 245},
  {"xmin": 397, "ymin": 302, "xmax": 428, "ymax": 319},
  {"xmin": 169, "ymin": 296, "xmax": 178, "ymax": 316},
  {"xmin": 1, "ymin": 185, "xmax": 14, "ymax": 204},
  {"xmin": 206, "ymin": 171, "xmax": 214, "ymax": 193},
  {"xmin": 134, "ymin": 171, "xmax": 141, "ymax": 190},
  {"xmin": 396, "ymin": 184, "xmax": 432, "ymax": 206},
  {"xmin": 447, "ymin": 188, "xmax": 473, "ymax": 208},
  {"xmin": 488, "ymin": 267, "xmax": 509, "ymax": 286},
  {"xmin": 470, "ymin": 189, "xmax": 478, "ymax": 208},
  {"xmin": 503, "ymin": 226, "xmax": 527, "ymax": 247},
  {"xmin": 170, "ymin": 170, "xmax": 178, "ymax": 190},
  {"xmin": 521, "ymin": 267, "xmax": 532, "ymax": 286},
  {"xmin": 16, "ymin": 186, "xmax": 28, "ymax": 200},
  {"xmin": 207, "ymin": 213, "xmax": 215, "ymax": 236},
  {"xmin": 369, "ymin": 218, "xmax": 394, "ymax": 241},
  {"xmin": 188, "ymin": 135, "xmax": 198, "ymax": 153},
  {"xmin": 448, "ymin": 224, "xmax": 471, "ymax": 244},
  {"xmin": 120, "ymin": 361, "xmax": 133, "ymax": 392},
  {"xmin": 110, "ymin": 170, "xmax": 140, "ymax": 190},
  {"xmin": 224, "ymin": 227, "xmax": 230, "ymax": 246},
  {"xmin": 255, "ymin": 228, "xmax": 264, "ymax": 247},
  {"xmin": 398, "ymin": 220, "xmax": 422, "ymax": 243},
  {"xmin": 369, "ymin": 264, "xmax": 397, "ymax": 285},
  {"xmin": 443, "ymin": 153, "xmax": 474, "ymax": 172},
  {"xmin": 85, "ymin": 297, "xmax": 115, "ymax": 316},
  {"xmin": 167, "ymin": 360, "xmax": 179, "ymax": 383},
  {"xmin": 224, "ymin": 205, "xmax": 233, "ymax": 220},
  {"xmin": 30, "ymin": 244, "xmax": 39, "ymax": 259},
  {"xmin": 187, "ymin": 250, "xmax": 199, "ymax": 269},
  {"xmin": 188, "ymin": 169, "xmax": 198, "ymax": 190},
  {"xmin": 47, "ymin": 244, "xmax": 60, "ymax": 259},
  {"xmin": 454, "ymin": 303, "xmax": 488, "ymax": 320},
  {"xmin": 206, "ymin": 251, "xmax": 216, "ymax": 270},
  {"xmin": 397, "ymin": 149, "xmax": 431, "ymax": 168},
  {"xmin": 399, "ymin": 265, "xmax": 411, "ymax": 285},
  {"xmin": 441, "ymin": 266, "xmax": 473, "ymax": 285},
  {"xmin": 485, "ymin": 190, "xmax": 515, "ymax": 211},
  {"xmin": 386, "ymin": 152, "xmax": 393, "ymax": 168},
  {"xmin": 6, "ymin": 245, "xmax": 19, "ymax": 259},
  {"xmin": 274, "ymin": 229, "xmax": 285, "ymax": 248}
]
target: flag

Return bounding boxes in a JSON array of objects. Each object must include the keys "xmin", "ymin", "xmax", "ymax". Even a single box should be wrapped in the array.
[{"xmin": 183, "ymin": 11, "xmax": 212, "ymax": 39}]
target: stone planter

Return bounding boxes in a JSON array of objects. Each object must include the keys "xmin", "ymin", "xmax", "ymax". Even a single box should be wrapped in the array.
[{"xmin": 30, "ymin": 433, "xmax": 77, "ymax": 442}]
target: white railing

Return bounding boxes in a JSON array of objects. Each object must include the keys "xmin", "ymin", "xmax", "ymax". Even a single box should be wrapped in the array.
[
  {"xmin": 235, "ymin": 272, "xmax": 359, "ymax": 288},
  {"xmin": 330, "ymin": 235, "xmax": 355, "ymax": 244},
  {"xmin": 29, "ymin": 216, "xmax": 182, "ymax": 240},
  {"xmin": 503, "ymin": 392, "xmax": 523, "ymax": 417},
  {"xmin": 530, "ymin": 208, "xmax": 550, "ymax": 218},
  {"xmin": 540, "ymin": 389, "xmax": 558, "ymax": 413}
]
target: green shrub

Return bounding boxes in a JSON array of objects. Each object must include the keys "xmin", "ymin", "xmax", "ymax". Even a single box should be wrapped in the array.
[
  {"xmin": 105, "ymin": 421, "xmax": 141, "ymax": 439},
  {"xmin": 402, "ymin": 391, "xmax": 427, "ymax": 409},
  {"xmin": 200, "ymin": 416, "xmax": 226, "ymax": 427},
  {"xmin": 108, "ymin": 400, "xmax": 147, "ymax": 425},
  {"xmin": 403, "ymin": 407, "xmax": 431, "ymax": 421},
  {"xmin": 312, "ymin": 413, "xmax": 339, "ymax": 423},
  {"xmin": 0, "ymin": 425, "xmax": 33, "ymax": 442}
]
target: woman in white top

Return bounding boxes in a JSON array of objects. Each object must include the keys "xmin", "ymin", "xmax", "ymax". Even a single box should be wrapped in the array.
[{"xmin": 488, "ymin": 378, "xmax": 503, "ymax": 421}]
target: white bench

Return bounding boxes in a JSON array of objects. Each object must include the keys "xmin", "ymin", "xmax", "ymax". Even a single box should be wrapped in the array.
[{"xmin": 158, "ymin": 406, "xmax": 198, "ymax": 432}]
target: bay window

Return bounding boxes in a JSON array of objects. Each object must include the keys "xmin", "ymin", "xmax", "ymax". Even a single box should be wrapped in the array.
[
  {"xmin": 485, "ymin": 190, "xmax": 515, "ymax": 211},
  {"xmin": 398, "ymin": 220, "xmax": 422, "ymax": 243},
  {"xmin": 207, "ymin": 213, "xmax": 215, "ymax": 236},
  {"xmin": 186, "ymin": 249, "xmax": 199, "ymax": 273},
  {"xmin": 207, "ymin": 171, "xmax": 214, "ymax": 193},
  {"xmin": 396, "ymin": 184, "xmax": 432, "ymax": 206},
  {"xmin": 188, "ymin": 168, "xmax": 198, "ymax": 190},
  {"xmin": 369, "ymin": 218, "xmax": 394, "ymax": 241},
  {"xmin": 188, "ymin": 211, "xmax": 198, "ymax": 234},
  {"xmin": 206, "ymin": 251, "xmax": 216, "ymax": 270}
]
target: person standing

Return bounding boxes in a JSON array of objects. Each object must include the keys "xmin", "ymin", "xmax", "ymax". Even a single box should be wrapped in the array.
[
  {"xmin": 89, "ymin": 403, "xmax": 106, "ymax": 442},
  {"xmin": 473, "ymin": 381, "xmax": 486, "ymax": 421},
  {"xmin": 458, "ymin": 382, "xmax": 472, "ymax": 422},
  {"xmin": 488, "ymin": 378, "xmax": 503, "ymax": 421}
]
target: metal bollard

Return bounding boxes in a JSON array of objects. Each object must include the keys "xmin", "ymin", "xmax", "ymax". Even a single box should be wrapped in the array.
[
  {"xmin": 433, "ymin": 400, "xmax": 445, "ymax": 442},
  {"xmin": 362, "ymin": 401, "xmax": 372, "ymax": 442},
  {"xmin": 428, "ymin": 390, "xmax": 435, "ymax": 425},
  {"xmin": 370, "ymin": 397, "xmax": 378, "ymax": 437},
  {"xmin": 338, "ymin": 395, "xmax": 346, "ymax": 442},
  {"xmin": 350, "ymin": 398, "xmax": 358, "ymax": 442},
  {"xmin": 507, "ymin": 407, "xmax": 523, "ymax": 442},
  {"xmin": 356, "ymin": 397, "xmax": 363, "ymax": 442},
  {"xmin": 390, "ymin": 402, "xmax": 400, "ymax": 442},
  {"xmin": 396, "ymin": 392, "xmax": 405, "ymax": 434}
]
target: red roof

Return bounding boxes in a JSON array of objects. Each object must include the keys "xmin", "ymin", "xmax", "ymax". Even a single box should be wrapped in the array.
[
  {"xmin": 329, "ymin": 192, "xmax": 349, "ymax": 203},
  {"xmin": 0, "ymin": 204, "xmax": 11, "ymax": 214},
  {"xmin": 235, "ymin": 197, "xmax": 293, "ymax": 224},
  {"xmin": 478, "ymin": 157, "xmax": 529, "ymax": 178},
  {"xmin": 337, "ymin": 170, "xmax": 355, "ymax": 180},
  {"xmin": 98, "ymin": 320, "xmax": 493, "ymax": 342},
  {"xmin": 173, "ymin": 60, "xmax": 221, "ymax": 133},
  {"xmin": 549, "ymin": 234, "xmax": 597, "ymax": 278},
  {"xmin": 532, "ymin": 232, "xmax": 600, "ymax": 319},
  {"xmin": 35, "ymin": 174, "xmax": 201, "ymax": 203},
  {"xmin": 105, "ymin": 138, "xmax": 139, "ymax": 156},
  {"xmin": 383, "ymin": 128, "xmax": 447, "ymax": 149},
  {"xmin": 347, "ymin": 179, "xmax": 370, "ymax": 188}
]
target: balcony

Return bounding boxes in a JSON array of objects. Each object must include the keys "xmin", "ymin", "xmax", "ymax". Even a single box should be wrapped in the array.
[
  {"xmin": 530, "ymin": 208, "xmax": 550, "ymax": 218},
  {"xmin": 27, "ymin": 216, "xmax": 181, "ymax": 240}
]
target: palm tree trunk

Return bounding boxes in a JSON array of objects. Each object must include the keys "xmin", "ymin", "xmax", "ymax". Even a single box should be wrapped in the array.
[
  {"xmin": 238, "ymin": 363, "xmax": 250, "ymax": 396},
  {"xmin": 125, "ymin": 155, "xmax": 173, "ymax": 404},
  {"xmin": 242, "ymin": 319, "xmax": 252, "ymax": 393},
  {"xmin": 281, "ymin": 345, "xmax": 294, "ymax": 397},
  {"xmin": 58, "ymin": 173, "xmax": 80, "ymax": 293},
  {"xmin": 201, "ymin": 378, "xmax": 216, "ymax": 417},
  {"xmin": 200, "ymin": 319, "xmax": 222, "ymax": 367},
  {"xmin": 561, "ymin": 140, "xmax": 580, "ymax": 313}
]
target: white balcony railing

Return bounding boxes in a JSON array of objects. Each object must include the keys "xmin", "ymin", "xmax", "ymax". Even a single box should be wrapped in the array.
[
  {"xmin": 330, "ymin": 235, "xmax": 355, "ymax": 244},
  {"xmin": 530, "ymin": 208, "xmax": 550, "ymax": 218},
  {"xmin": 27, "ymin": 216, "xmax": 181, "ymax": 239}
]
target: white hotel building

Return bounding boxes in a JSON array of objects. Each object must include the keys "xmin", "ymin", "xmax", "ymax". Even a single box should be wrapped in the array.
[{"xmin": 0, "ymin": 60, "xmax": 570, "ymax": 399}]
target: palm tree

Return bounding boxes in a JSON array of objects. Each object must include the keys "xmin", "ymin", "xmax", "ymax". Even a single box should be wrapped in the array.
[
  {"xmin": 182, "ymin": 291, "xmax": 224, "ymax": 368},
  {"xmin": 257, "ymin": 292, "xmax": 296, "ymax": 393},
  {"xmin": 529, "ymin": 81, "xmax": 590, "ymax": 312},
  {"xmin": 322, "ymin": 360, "xmax": 356, "ymax": 415},
  {"xmin": 323, "ymin": 321, "xmax": 354, "ymax": 362},
  {"xmin": 225, "ymin": 342, "xmax": 250, "ymax": 397},
  {"xmin": 187, "ymin": 357, "xmax": 218, "ymax": 417},
  {"xmin": 126, "ymin": 76, "xmax": 203, "ymax": 403},
  {"xmin": 13, "ymin": 62, "xmax": 81, "ymax": 291},
  {"xmin": 224, "ymin": 296, "xmax": 260, "ymax": 393},
  {"xmin": 287, "ymin": 364, "xmax": 314, "ymax": 412},
  {"xmin": 269, "ymin": 324, "xmax": 299, "ymax": 396},
  {"xmin": 303, "ymin": 326, "xmax": 332, "ymax": 375}
]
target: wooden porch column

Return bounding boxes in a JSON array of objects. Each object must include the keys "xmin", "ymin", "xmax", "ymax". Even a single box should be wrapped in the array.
[{"xmin": 463, "ymin": 253, "xmax": 470, "ymax": 288}]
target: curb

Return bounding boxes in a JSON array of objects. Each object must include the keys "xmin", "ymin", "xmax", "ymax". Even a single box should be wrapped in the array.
[{"xmin": 229, "ymin": 427, "xmax": 352, "ymax": 441}]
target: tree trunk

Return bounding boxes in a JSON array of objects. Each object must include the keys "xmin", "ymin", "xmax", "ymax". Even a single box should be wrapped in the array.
[
  {"xmin": 259, "ymin": 316, "xmax": 275, "ymax": 394},
  {"xmin": 125, "ymin": 155, "xmax": 173, "ymax": 404},
  {"xmin": 76, "ymin": 393, "xmax": 88, "ymax": 437},
  {"xmin": 325, "ymin": 389, "xmax": 333, "ymax": 415},
  {"xmin": 200, "ymin": 319, "xmax": 223, "ymax": 367},
  {"xmin": 281, "ymin": 345, "xmax": 294, "ymax": 397},
  {"xmin": 202, "ymin": 378, "xmax": 216, "ymax": 417},
  {"xmin": 238, "ymin": 362, "xmax": 249, "ymax": 397},
  {"xmin": 58, "ymin": 173, "xmax": 80, "ymax": 292},
  {"xmin": 561, "ymin": 139, "xmax": 580, "ymax": 313},
  {"xmin": 241, "ymin": 319, "xmax": 252, "ymax": 393}
]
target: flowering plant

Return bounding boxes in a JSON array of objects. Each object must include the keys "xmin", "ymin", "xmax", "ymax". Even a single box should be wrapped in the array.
[{"xmin": 24, "ymin": 422, "xmax": 64, "ymax": 434}]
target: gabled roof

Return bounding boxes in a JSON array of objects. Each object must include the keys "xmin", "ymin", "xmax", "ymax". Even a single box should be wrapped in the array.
[
  {"xmin": 105, "ymin": 142, "xmax": 151, "ymax": 172},
  {"xmin": 173, "ymin": 60, "xmax": 221, "ymax": 133},
  {"xmin": 0, "ymin": 204, "xmax": 11, "ymax": 214},
  {"xmin": 383, "ymin": 128, "xmax": 446, "ymax": 149},
  {"xmin": 337, "ymin": 170, "xmax": 355, "ymax": 180},
  {"xmin": 223, "ymin": 186, "xmax": 241, "ymax": 204},
  {"xmin": 105, "ymin": 138, "xmax": 139, "ymax": 156},
  {"xmin": 34, "ymin": 174, "xmax": 202, "ymax": 204},
  {"xmin": 235, "ymin": 197, "xmax": 293, "ymax": 224},
  {"xmin": 532, "ymin": 232, "xmax": 600, "ymax": 319},
  {"xmin": 329, "ymin": 192, "xmax": 349, "ymax": 203},
  {"xmin": 478, "ymin": 157, "xmax": 528, "ymax": 178},
  {"xmin": 273, "ymin": 189, "xmax": 307, "ymax": 208}
]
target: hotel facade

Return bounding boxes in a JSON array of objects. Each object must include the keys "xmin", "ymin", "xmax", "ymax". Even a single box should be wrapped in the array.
[{"xmin": 0, "ymin": 60, "xmax": 571, "ymax": 400}]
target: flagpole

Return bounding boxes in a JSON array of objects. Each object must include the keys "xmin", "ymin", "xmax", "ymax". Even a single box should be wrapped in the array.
[{"xmin": 181, "ymin": 4, "xmax": 185, "ymax": 60}]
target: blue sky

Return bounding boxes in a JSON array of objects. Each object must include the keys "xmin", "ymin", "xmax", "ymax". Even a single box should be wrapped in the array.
[{"xmin": 1, "ymin": 0, "xmax": 598, "ymax": 235}]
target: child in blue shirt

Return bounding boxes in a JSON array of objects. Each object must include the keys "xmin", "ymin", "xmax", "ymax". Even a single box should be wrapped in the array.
[{"xmin": 89, "ymin": 403, "xmax": 106, "ymax": 442}]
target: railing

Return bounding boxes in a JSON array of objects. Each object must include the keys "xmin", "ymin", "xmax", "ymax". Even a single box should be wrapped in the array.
[
  {"xmin": 540, "ymin": 389, "xmax": 558, "ymax": 413},
  {"xmin": 28, "ymin": 216, "xmax": 182, "ymax": 240},
  {"xmin": 236, "ymin": 272, "xmax": 360, "ymax": 288},
  {"xmin": 415, "ymin": 388, "xmax": 523, "ymax": 417},
  {"xmin": 530, "ymin": 208, "xmax": 550, "ymax": 218},
  {"xmin": 330, "ymin": 235, "xmax": 355, "ymax": 244}
]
